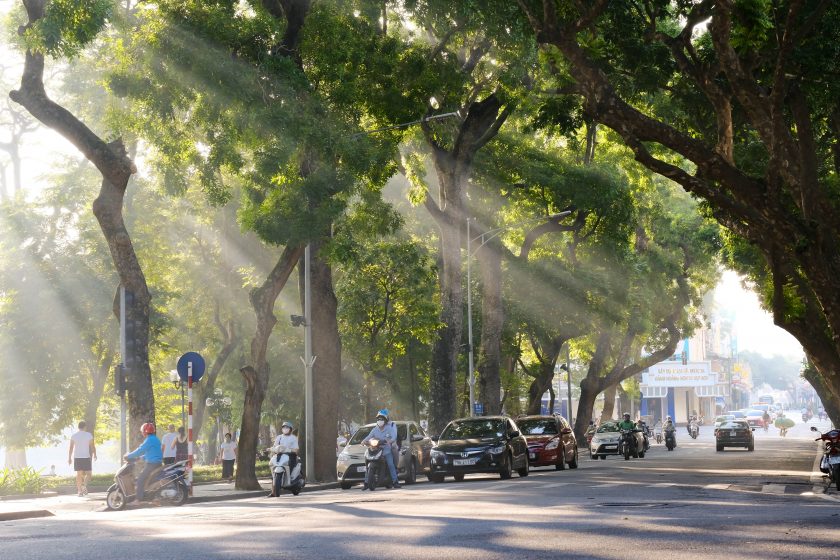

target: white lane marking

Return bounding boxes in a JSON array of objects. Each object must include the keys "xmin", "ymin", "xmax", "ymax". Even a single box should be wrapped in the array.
[
  {"xmin": 761, "ymin": 484, "xmax": 786, "ymax": 494},
  {"xmin": 703, "ymin": 483, "xmax": 731, "ymax": 490}
]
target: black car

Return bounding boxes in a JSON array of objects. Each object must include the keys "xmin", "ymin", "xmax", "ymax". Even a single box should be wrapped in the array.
[
  {"xmin": 429, "ymin": 416, "xmax": 529, "ymax": 482},
  {"xmin": 715, "ymin": 420, "xmax": 755, "ymax": 451}
]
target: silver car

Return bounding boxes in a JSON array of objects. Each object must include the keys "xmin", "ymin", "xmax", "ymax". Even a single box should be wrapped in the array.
[{"xmin": 337, "ymin": 420, "xmax": 432, "ymax": 489}]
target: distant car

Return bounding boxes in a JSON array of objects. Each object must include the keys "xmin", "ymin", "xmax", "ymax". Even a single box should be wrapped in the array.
[
  {"xmin": 336, "ymin": 421, "xmax": 432, "ymax": 489},
  {"xmin": 715, "ymin": 420, "xmax": 755, "ymax": 451},
  {"xmin": 730, "ymin": 410, "xmax": 747, "ymax": 420},
  {"xmin": 744, "ymin": 410, "xmax": 766, "ymax": 428},
  {"xmin": 517, "ymin": 415, "xmax": 578, "ymax": 470},
  {"xmin": 429, "ymin": 416, "xmax": 529, "ymax": 482},
  {"xmin": 714, "ymin": 415, "xmax": 735, "ymax": 428},
  {"xmin": 589, "ymin": 421, "xmax": 644, "ymax": 460},
  {"xmin": 751, "ymin": 404, "xmax": 771, "ymax": 414}
]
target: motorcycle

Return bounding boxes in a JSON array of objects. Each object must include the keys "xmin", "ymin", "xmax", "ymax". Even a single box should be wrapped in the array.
[
  {"xmin": 689, "ymin": 423, "xmax": 699, "ymax": 439},
  {"xmin": 106, "ymin": 458, "xmax": 189, "ymax": 510},
  {"xmin": 363, "ymin": 438, "xmax": 393, "ymax": 490},
  {"xmin": 664, "ymin": 428, "xmax": 677, "ymax": 451},
  {"xmin": 654, "ymin": 426, "xmax": 663, "ymax": 445},
  {"xmin": 812, "ymin": 426, "xmax": 840, "ymax": 491},
  {"xmin": 618, "ymin": 430, "xmax": 641, "ymax": 461},
  {"xmin": 270, "ymin": 446, "xmax": 305, "ymax": 497}
]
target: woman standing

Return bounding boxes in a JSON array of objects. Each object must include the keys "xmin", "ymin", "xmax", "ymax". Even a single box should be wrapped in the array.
[
  {"xmin": 174, "ymin": 427, "xmax": 189, "ymax": 463},
  {"xmin": 219, "ymin": 433, "xmax": 237, "ymax": 482}
]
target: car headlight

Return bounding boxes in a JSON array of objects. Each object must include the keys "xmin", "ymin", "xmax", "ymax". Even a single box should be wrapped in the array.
[
  {"xmin": 590, "ymin": 436, "xmax": 600, "ymax": 445},
  {"xmin": 489, "ymin": 445, "xmax": 506, "ymax": 455},
  {"xmin": 431, "ymin": 450, "xmax": 446, "ymax": 464},
  {"xmin": 338, "ymin": 451, "xmax": 350, "ymax": 460},
  {"xmin": 545, "ymin": 437, "xmax": 560, "ymax": 450}
]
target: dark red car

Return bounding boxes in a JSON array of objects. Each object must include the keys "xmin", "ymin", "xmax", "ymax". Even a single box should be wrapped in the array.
[{"xmin": 517, "ymin": 415, "xmax": 578, "ymax": 470}]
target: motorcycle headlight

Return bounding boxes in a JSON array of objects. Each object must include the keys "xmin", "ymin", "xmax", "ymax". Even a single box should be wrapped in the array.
[
  {"xmin": 544, "ymin": 437, "xmax": 560, "ymax": 450},
  {"xmin": 489, "ymin": 445, "xmax": 506, "ymax": 455}
]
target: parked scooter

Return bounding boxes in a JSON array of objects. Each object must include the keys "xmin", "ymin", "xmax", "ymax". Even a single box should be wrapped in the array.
[
  {"xmin": 812, "ymin": 426, "xmax": 840, "ymax": 491},
  {"xmin": 363, "ymin": 438, "xmax": 393, "ymax": 490},
  {"xmin": 270, "ymin": 446, "xmax": 305, "ymax": 496},
  {"xmin": 106, "ymin": 458, "xmax": 189, "ymax": 510}
]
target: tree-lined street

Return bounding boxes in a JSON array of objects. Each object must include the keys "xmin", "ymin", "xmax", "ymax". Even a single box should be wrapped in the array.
[{"xmin": 2, "ymin": 421, "xmax": 837, "ymax": 559}]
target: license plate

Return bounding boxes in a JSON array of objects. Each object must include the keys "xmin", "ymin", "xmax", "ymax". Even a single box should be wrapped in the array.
[
  {"xmin": 829, "ymin": 456, "xmax": 840, "ymax": 465},
  {"xmin": 604, "ymin": 445, "xmax": 617, "ymax": 449},
  {"xmin": 454, "ymin": 458, "xmax": 478, "ymax": 466},
  {"xmin": 529, "ymin": 453, "xmax": 536, "ymax": 459},
  {"xmin": 357, "ymin": 465, "xmax": 366, "ymax": 472},
  {"xmin": 730, "ymin": 432, "xmax": 737, "ymax": 437}
]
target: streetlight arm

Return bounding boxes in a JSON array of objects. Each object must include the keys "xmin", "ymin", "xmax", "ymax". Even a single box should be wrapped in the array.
[{"xmin": 468, "ymin": 210, "xmax": 575, "ymax": 256}]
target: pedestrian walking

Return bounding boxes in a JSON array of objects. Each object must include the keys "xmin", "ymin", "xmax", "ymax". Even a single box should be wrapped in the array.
[
  {"xmin": 68, "ymin": 421, "xmax": 96, "ymax": 496},
  {"xmin": 161, "ymin": 424, "xmax": 178, "ymax": 465},
  {"xmin": 175, "ymin": 427, "xmax": 189, "ymax": 462},
  {"xmin": 220, "ymin": 433, "xmax": 237, "ymax": 482}
]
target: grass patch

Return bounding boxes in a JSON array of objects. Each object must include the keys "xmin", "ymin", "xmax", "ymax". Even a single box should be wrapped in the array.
[{"xmin": 0, "ymin": 467, "xmax": 58, "ymax": 495}]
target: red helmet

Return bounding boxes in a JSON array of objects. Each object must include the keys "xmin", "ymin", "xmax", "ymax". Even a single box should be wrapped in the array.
[{"xmin": 141, "ymin": 422, "xmax": 156, "ymax": 435}]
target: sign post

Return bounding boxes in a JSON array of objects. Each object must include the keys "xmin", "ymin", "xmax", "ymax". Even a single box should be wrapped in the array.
[{"xmin": 177, "ymin": 352, "xmax": 206, "ymax": 496}]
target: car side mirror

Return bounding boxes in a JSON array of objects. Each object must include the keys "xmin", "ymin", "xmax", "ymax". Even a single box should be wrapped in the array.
[
  {"xmin": 431, "ymin": 435, "xmax": 439, "ymax": 442},
  {"xmin": 560, "ymin": 428, "xmax": 572, "ymax": 435},
  {"xmin": 810, "ymin": 426, "xmax": 819, "ymax": 432},
  {"xmin": 751, "ymin": 428, "xmax": 755, "ymax": 432},
  {"xmin": 509, "ymin": 430, "xmax": 520, "ymax": 438},
  {"xmin": 411, "ymin": 435, "xmax": 424, "ymax": 442}
]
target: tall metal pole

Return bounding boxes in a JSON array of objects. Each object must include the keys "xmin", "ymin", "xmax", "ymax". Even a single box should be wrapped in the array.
[
  {"xmin": 466, "ymin": 218, "xmax": 475, "ymax": 417},
  {"xmin": 187, "ymin": 361, "xmax": 193, "ymax": 495},
  {"xmin": 565, "ymin": 343, "xmax": 574, "ymax": 427},
  {"xmin": 181, "ymin": 385, "xmax": 186, "ymax": 429},
  {"xmin": 119, "ymin": 286, "xmax": 127, "ymax": 459},
  {"xmin": 304, "ymin": 244, "xmax": 315, "ymax": 482}
]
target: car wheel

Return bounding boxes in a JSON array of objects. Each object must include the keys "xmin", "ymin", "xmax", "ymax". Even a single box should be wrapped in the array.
[
  {"xmin": 405, "ymin": 459, "xmax": 417, "ymax": 485},
  {"xmin": 500, "ymin": 452, "xmax": 513, "ymax": 480},
  {"xmin": 748, "ymin": 442, "xmax": 754, "ymax": 452},
  {"xmin": 517, "ymin": 457, "xmax": 529, "ymax": 478},
  {"xmin": 638, "ymin": 450, "xmax": 645, "ymax": 459},
  {"xmin": 556, "ymin": 450, "xmax": 566, "ymax": 470},
  {"xmin": 716, "ymin": 444, "xmax": 723, "ymax": 452},
  {"xmin": 590, "ymin": 452, "xmax": 598, "ymax": 460},
  {"xmin": 569, "ymin": 448, "xmax": 579, "ymax": 469},
  {"xmin": 453, "ymin": 473, "xmax": 465, "ymax": 482},
  {"xmin": 430, "ymin": 473, "xmax": 445, "ymax": 483},
  {"xmin": 599, "ymin": 454, "xmax": 607, "ymax": 460},
  {"xmin": 833, "ymin": 465, "xmax": 840, "ymax": 491},
  {"xmin": 340, "ymin": 481, "xmax": 353, "ymax": 490}
]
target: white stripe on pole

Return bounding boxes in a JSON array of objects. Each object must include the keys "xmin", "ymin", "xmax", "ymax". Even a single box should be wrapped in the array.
[{"xmin": 188, "ymin": 361, "xmax": 193, "ymax": 495}]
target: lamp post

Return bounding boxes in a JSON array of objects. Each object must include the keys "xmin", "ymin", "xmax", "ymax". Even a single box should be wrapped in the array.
[
  {"xmin": 465, "ymin": 211, "xmax": 572, "ymax": 416},
  {"xmin": 205, "ymin": 389, "xmax": 232, "ymax": 458},
  {"xmin": 291, "ymin": 244, "xmax": 316, "ymax": 484},
  {"xmin": 169, "ymin": 369, "xmax": 185, "ymax": 429}
]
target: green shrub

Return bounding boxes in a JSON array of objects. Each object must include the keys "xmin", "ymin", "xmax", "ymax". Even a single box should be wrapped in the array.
[{"xmin": 0, "ymin": 466, "xmax": 55, "ymax": 496}]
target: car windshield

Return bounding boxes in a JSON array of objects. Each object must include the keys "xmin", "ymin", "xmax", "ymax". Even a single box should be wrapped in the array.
[
  {"xmin": 720, "ymin": 421, "xmax": 749, "ymax": 429},
  {"xmin": 440, "ymin": 419, "xmax": 506, "ymax": 440},
  {"xmin": 347, "ymin": 424, "xmax": 407, "ymax": 445},
  {"xmin": 745, "ymin": 410, "xmax": 763, "ymax": 416},
  {"xmin": 715, "ymin": 416, "xmax": 733, "ymax": 422},
  {"xmin": 731, "ymin": 411, "xmax": 745, "ymax": 417},
  {"xmin": 596, "ymin": 422, "xmax": 620, "ymax": 433},
  {"xmin": 517, "ymin": 419, "xmax": 558, "ymax": 435}
]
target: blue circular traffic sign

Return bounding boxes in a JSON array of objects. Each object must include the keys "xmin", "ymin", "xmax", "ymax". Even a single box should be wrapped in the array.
[{"xmin": 177, "ymin": 352, "xmax": 206, "ymax": 383}]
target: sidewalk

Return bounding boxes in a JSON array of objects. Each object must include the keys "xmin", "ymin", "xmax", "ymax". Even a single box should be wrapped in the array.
[{"xmin": 0, "ymin": 478, "xmax": 339, "ymax": 521}]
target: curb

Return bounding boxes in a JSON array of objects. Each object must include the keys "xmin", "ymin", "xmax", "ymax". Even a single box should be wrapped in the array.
[
  {"xmin": 0, "ymin": 492, "xmax": 58, "ymax": 501},
  {"xmin": 0, "ymin": 510, "xmax": 54, "ymax": 522},
  {"xmin": 188, "ymin": 482, "xmax": 340, "ymax": 503}
]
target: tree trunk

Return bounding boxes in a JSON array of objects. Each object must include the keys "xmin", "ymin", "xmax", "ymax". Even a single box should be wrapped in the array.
[
  {"xmin": 601, "ymin": 384, "xmax": 617, "ymax": 421},
  {"xmin": 574, "ymin": 377, "xmax": 599, "ymax": 444},
  {"xmin": 525, "ymin": 360, "xmax": 557, "ymax": 415},
  {"xmin": 83, "ymin": 349, "xmax": 113, "ymax": 437},
  {"xmin": 236, "ymin": 245, "xmax": 303, "ymax": 490},
  {"xmin": 193, "ymin": 313, "xmax": 239, "ymax": 439},
  {"xmin": 802, "ymin": 358, "xmax": 840, "ymax": 427},
  {"xmin": 309, "ymin": 242, "xmax": 342, "ymax": 482},
  {"xmin": 428, "ymin": 217, "xmax": 463, "ymax": 433},
  {"xmin": 477, "ymin": 244, "xmax": 503, "ymax": 415}
]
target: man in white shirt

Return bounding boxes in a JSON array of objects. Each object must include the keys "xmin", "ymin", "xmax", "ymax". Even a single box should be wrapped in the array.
[
  {"xmin": 161, "ymin": 424, "xmax": 178, "ymax": 465},
  {"xmin": 273, "ymin": 422, "xmax": 299, "ymax": 466},
  {"xmin": 68, "ymin": 421, "xmax": 96, "ymax": 497}
]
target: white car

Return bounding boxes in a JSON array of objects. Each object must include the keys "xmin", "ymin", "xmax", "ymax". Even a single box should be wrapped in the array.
[{"xmin": 714, "ymin": 415, "xmax": 735, "ymax": 428}]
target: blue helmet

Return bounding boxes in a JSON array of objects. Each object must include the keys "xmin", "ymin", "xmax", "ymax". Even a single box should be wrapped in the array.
[{"xmin": 376, "ymin": 409, "xmax": 389, "ymax": 421}]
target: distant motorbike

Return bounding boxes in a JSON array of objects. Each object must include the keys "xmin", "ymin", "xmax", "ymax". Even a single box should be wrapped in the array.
[
  {"xmin": 812, "ymin": 426, "xmax": 840, "ymax": 491},
  {"xmin": 689, "ymin": 423, "xmax": 699, "ymax": 439},
  {"xmin": 618, "ymin": 430, "xmax": 644, "ymax": 460},
  {"xmin": 106, "ymin": 459, "xmax": 189, "ymax": 510},
  {"xmin": 654, "ymin": 426, "xmax": 663, "ymax": 444},
  {"xmin": 270, "ymin": 446, "xmax": 305, "ymax": 497},
  {"xmin": 363, "ymin": 438, "xmax": 393, "ymax": 490},
  {"xmin": 665, "ymin": 428, "xmax": 677, "ymax": 451}
]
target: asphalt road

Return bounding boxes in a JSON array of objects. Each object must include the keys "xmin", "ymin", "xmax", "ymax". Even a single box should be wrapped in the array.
[{"xmin": 2, "ymin": 420, "xmax": 838, "ymax": 560}]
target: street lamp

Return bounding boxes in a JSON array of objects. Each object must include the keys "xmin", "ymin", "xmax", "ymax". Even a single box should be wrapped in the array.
[
  {"xmin": 170, "ymin": 369, "xmax": 186, "ymax": 429},
  {"xmin": 290, "ymin": 245, "xmax": 316, "ymax": 484},
  {"xmin": 465, "ymin": 211, "xmax": 573, "ymax": 416}
]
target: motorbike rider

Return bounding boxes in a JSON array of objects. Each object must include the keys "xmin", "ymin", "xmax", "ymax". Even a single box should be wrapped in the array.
[
  {"xmin": 273, "ymin": 421, "xmax": 300, "ymax": 470},
  {"xmin": 124, "ymin": 422, "xmax": 163, "ymax": 502},
  {"xmin": 361, "ymin": 409, "xmax": 400, "ymax": 490},
  {"xmin": 585, "ymin": 421, "xmax": 597, "ymax": 444},
  {"xmin": 664, "ymin": 415, "xmax": 677, "ymax": 447},
  {"xmin": 636, "ymin": 418, "xmax": 650, "ymax": 450},
  {"xmin": 617, "ymin": 413, "xmax": 636, "ymax": 431},
  {"xmin": 762, "ymin": 410, "xmax": 771, "ymax": 429}
]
